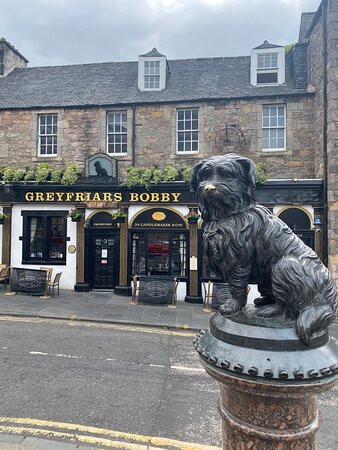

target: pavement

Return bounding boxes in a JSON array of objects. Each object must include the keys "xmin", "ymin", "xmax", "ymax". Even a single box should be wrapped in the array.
[
  {"xmin": 0, "ymin": 288, "xmax": 336, "ymax": 449},
  {"xmin": 0, "ymin": 288, "xmax": 212, "ymax": 449},
  {"xmin": 0, "ymin": 288, "xmax": 210, "ymax": 331}
]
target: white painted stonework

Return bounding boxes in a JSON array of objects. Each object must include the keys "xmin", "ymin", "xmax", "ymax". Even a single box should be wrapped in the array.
[{"xmin": 11, "ymin": 204, "xmax": 77, "ymax": 290}]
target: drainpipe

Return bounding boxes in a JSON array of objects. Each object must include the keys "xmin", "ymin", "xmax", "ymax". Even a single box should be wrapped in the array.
[
  {"xmin": 322, "ymin": 0, "xmax": 328, "ymax": 266},
  {"xmin": 132, "ymin": 104, "xmax": 136, "ymax": 166}
]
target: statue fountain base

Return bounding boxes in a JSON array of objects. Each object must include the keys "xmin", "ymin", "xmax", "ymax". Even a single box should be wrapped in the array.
[{"xmin": 194, "ymin": 306, "xmax": 338, "ymax": 449}]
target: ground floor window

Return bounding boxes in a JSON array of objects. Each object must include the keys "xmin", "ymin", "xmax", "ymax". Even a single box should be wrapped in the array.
[
  {"xmin": 22, "ymin": 211, "xmax": 67, "ymax": 264},
  {"xmin": 131, "ymin": 232, "xmax": 187, "ymax": 277}
]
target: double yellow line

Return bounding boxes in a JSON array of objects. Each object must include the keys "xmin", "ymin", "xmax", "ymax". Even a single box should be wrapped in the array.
[{"xmin": 0, "ymin": 417, "xmax": 220, "ymax": 450}]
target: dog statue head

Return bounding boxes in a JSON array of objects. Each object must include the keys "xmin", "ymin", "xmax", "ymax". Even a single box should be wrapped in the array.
[{"xmin": 191, "ymin": 154, "xmax": 257, "ymax": 220}]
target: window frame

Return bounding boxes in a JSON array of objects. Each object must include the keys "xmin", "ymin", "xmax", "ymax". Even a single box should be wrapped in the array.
[
  {"xmin": 106, "ymin": 111, "xmax": 128, "ymax": 155},
  {"xmin": 176, "ymin": 108, "xmax": 199, "ymax": 154},
  {"xmin": 38, "ymin": 114, "xmax": 58, "ymax": 157},
  {"xmin": 262, "ymin": 104, "xmax": 286, "ymax": 152},
  {"xmin": 144, "ymin": 60, "xmax": 161, "ymax": 90},
  {"xmin": 21, "ymin": 211, "xmax": 68, "ymax": 265}
]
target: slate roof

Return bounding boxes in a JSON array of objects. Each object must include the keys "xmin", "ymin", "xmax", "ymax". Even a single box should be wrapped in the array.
[
  {"xmin": 0, "ymin": 53, "xmax": 309, "ymax": 110},
  {"xmin": 140, "ymin": 47, "xmax": 166, "ymax": 57},
  {"xmin": 298, "ymin": 12, "xmax": 316, "ymax": 43},
  {"xmin": 253, "ymin": 40, "xmax": 282, "ymax": 49}
]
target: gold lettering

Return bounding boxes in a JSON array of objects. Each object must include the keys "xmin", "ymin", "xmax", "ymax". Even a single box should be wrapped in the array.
[
  {"xmin": 92, "ymin": 193, "xmax": 101, "ymax": 201},
  {"xmin": 171, "ymin": 193, "xmax": 181, "ymax": 203},
  {"xmin": 25, "ymin": 192, "xmax": 34, "ymax": 202},
  {"xmin": 85, "ymin": 192, "xmax": 92, "ymax": 202},
  {"xmin": 150, "ymin": 193, "xmax": 159, "ymax": 202},
  {"xmin": 102, "ymin": 193, "xmax": 112, "ymax": 202},
  {"xmin": 140, "ymin": 193, "xmax": 150, "ymax": 202},
  {"xmin": 75, "ymin": 192, "xmax": 84, "ymax": 202},
  {"xmin": 161, "ymin": 193, "xmax": 170, "ymax": 202},
  {"xmin": 46, "ymin": 192, "xmax": 55, "ymax": 202},
  {"xmin": 35, "ymin": 192, "xmax": 44, "ymax": 201},
  {"xmin": 66, "ymin": 192, "xmax": 74, "ymax": 202},
  {"xmin": 56, "ymin": 192, "xmax": 65, "ymax": 202},
  {"xmin": 114, "ymin": 192, "xmax": 122, "ymax": 202},
  {"xmin": 130, "ymin": 193, "xmax": 139, "ymax": 202}
]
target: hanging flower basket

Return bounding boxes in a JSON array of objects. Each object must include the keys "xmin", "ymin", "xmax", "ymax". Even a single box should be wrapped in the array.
[
  {"xmin": 112, "ymin": 210, "xmax": 126, "ymax": 223},
  {"xmin": 185, "ymin": 209, "xmax": 200, "ymax": 224},
  {"xmin": 67, "ymin": 209, "xmax": 83, "ymax": 223}
]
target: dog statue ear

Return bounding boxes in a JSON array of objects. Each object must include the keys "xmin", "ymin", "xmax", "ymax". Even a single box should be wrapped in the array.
[
  {"xmin": 190, "ymin": 159, "xmax": 207, "ymax": 192},
  {"xmin": 236, "ymin": 157, "xmax": 257, "ymax": 186}
]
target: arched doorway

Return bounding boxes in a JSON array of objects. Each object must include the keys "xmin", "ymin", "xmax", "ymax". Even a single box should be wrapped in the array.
[
  {"xmin": 85, "ymin": 211, "xmax": 120, "ymax": 290},
  {"xmin": 277, "ymin": 207, "xmax": 314, "ymax": 249}
]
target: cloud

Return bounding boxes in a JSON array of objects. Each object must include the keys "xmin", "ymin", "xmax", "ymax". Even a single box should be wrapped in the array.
[{"xmin": 0, "ymin": 0, "xmax": 320, "ymax": 66}]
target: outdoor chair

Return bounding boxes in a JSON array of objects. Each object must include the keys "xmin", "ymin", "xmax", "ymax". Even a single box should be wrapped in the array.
[
  {"xmin": 48, "ymin": 272, "xmax": 62, "ymax": 296},
  {"xmin": 0, "ymin": 266, "xmax": 10, "ymax": 289}
]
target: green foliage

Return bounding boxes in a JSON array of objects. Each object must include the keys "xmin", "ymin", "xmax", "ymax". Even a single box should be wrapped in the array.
[
  {"xmin": 285, "ymin": 43, "xmax": 294, "ymax": 55},
  {"xmin": 50, "ymin": 168, "xmax": 64, "ymax": 184},
  {"xmin": 0, "ymin": 213, "xmax": 7, "ymax": 220},
  {"xmin": 24, "ymin": 166, "xmax": 36, "ymax": 181},
  {"xmin": 256, "ymin": 163, "xmax": 267, "ymax": 184},
  {"xmin": 178, "ymin": 166, "xmax": 192, "ymax": 183},
  {"xmin": 35, "ymin": 163, "xmax": 51, "ymax": 184},
  {"xmin": 125, "ymin": 164, "xmax": 192, "ymax": 188},
  {"xmin": 112, "ymin": 210, "xmax": 126, "ymax": 220},
  {"xmin": 67, "ymin": 209, "xmax": 83, "ymax": 220},
  {"xmin": 61, "ymin": 164, "xmax": 80, "ymax": 185},
  {"xmin": 3, "ymin": 167, "xmax": 24, "ymax": 183}
]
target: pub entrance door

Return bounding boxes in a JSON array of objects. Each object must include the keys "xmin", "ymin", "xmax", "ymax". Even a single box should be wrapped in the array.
[{"xmin": 85, "ymin": 212, "xmax": 120, "ymax": 290}]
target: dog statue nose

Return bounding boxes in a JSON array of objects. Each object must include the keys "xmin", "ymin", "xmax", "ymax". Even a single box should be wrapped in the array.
[{"xmin": 205, "ymin": 184, "xmax": 216, "ymax": 192}]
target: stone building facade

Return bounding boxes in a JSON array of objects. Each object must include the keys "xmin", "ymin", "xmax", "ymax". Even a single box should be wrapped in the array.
[{"xmin": 0, "ymin": 0, "xmax": 336, "ymax": 295}]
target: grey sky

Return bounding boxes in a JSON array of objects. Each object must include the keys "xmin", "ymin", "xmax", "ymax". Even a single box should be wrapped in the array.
[{"xmin": 0, "ymin": 0, "xmax": 320, "ymax": 67}]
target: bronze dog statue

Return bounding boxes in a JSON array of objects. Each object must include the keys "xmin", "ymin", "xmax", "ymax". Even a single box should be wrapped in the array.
[{"xmin": 191, "ymin": 154, "xmax": 337, "ymax": 345}]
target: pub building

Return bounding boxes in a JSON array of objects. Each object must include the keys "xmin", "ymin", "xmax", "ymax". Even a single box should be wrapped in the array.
[
  {"xmin": 0, "ymin": 0, "xmax": 336, "ymax": 295},
  {"xmin": 0, "ymin": 153, "xmax": 324, "ymax": 302}
]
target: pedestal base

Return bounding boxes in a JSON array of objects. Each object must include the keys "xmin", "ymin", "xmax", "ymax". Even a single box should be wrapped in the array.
[{"xmin": 194, "ymin": 306, "xmax": 338, "ymax": 449}]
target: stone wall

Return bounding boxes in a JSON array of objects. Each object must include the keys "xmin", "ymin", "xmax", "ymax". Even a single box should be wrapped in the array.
[
  {"xmin": 0, "ymin": 96, "xmax": 316, "ymax": 179},
  {"xmin": 308, "ymin": 5, "xmax": 325, "ymax": 179},
  {"xmin": 0, "ymin": 39, "xmax": 27, "ymax": 77},
  {"xmin": 326, "ymin": 0, "xmax": 338, "ymax": 287}
]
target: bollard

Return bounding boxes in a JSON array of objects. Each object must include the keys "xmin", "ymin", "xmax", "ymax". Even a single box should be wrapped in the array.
[{"xmin": 194, "ymin": 306, "xmax": 338, "ymax": 450}]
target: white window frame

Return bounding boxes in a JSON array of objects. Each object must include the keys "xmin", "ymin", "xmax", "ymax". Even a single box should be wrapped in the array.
[
  {"xmin": 250, "ymin": 46, "xmax": 285, "ymax": 86},
  {"xmin": 262, "ymin": 105, "xmax": 286, "ymax": 152},
  {"xmin": 257, "ymin": 53, "xmax": 278, "ymax": 69},
  {"xmin": 176, "ymin": 108, "xmax": 199, "ymax": 154},
  {"xmin": 38, "ymin": 114, "xmax": 58, "ymax": 157},
  {"xmin": 107, "ymin": 111, "xmax": 128, "ymax": 155},
  {"xmin": 144, "ymin": 60, "xmax": 160, "ymax": 90}
]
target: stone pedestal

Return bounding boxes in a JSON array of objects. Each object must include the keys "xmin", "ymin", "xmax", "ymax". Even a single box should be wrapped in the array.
[{"xmin": 194, "ymin": 306, "xmax": 338, "ymax": 449}]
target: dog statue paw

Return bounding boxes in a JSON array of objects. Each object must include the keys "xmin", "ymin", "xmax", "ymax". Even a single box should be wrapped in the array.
[
  {"xmin": 219, "ymin": 299, "xmax": 242, "ymax": 316},
  {"xmin": 191, "ymin": 154, "xmax": 337, "ymax": 345}
]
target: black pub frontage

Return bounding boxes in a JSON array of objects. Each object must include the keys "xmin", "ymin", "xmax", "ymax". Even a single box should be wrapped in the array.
[{"xmin": 0, "ymin": 172, "xmax": 324, "ymax": 303}]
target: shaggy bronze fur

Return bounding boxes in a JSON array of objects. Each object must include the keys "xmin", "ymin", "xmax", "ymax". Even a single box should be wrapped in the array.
[{"xmin": 191, "ymin": 154, "xmax": 337, "ymax": 345}]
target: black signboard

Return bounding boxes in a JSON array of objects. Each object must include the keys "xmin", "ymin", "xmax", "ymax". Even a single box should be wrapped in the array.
[
  {"xmin": 10, "ymin": 268, "xmax": 48, "ymax": 295},
  {"xmin": 138, "ymin": 275, "xmax": 175, "ymax": 305},
  {"xmin": 211, "ymin": 282, "xmax": 232, "ymax": 310},
  {"xmin": 132, "ymin": 208, "xmax": 186, "ymax": 229}
]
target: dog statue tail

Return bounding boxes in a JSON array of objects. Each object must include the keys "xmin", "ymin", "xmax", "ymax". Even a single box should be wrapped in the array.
[{"xmin": 272, "ymin": 256, "xmax": 337, "ymax": 345}]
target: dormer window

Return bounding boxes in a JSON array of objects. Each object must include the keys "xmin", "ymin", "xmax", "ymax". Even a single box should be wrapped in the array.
[
  {"xmin": 250, "ymin": 41, "xmax": 285, "ymax": 86},
  {"xmin": 138, "ymin": 47, "xmax": 167, "ymax": 91}
]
